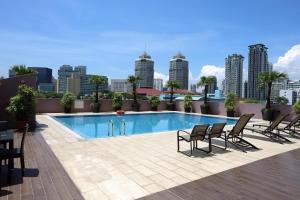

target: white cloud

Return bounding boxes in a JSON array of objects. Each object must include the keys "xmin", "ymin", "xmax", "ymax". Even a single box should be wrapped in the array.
[
  {"xmin": 199, "ymin": 65, "xmax": 225, "ymax": 88},
  {"xmin": 154, "ymin": 71, "xmax": 169, "ymax": 85},
  {"xmin": 274, "ymin": 44, "xmax": 300, "ymax": 80}
]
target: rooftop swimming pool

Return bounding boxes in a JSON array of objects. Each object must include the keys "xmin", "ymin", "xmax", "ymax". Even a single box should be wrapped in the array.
[{"xmin": 53, "ymin": 112, "xmax": 237, "ymax": 139}]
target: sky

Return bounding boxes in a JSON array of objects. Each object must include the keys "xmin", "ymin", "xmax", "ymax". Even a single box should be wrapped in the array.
[{"xmin": 0, "ymin": 0, "xmax": 300, "ymax": 87}]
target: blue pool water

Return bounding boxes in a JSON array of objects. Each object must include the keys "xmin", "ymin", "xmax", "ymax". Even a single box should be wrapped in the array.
[{"xmin": 53, "ymin": 113, "xmax": 237, "ymax": 139}]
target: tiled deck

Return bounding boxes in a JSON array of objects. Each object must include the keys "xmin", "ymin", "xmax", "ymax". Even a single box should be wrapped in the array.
[{"xmin": 35, "ymin": 113, "xmax": 300, "ymax": 200}]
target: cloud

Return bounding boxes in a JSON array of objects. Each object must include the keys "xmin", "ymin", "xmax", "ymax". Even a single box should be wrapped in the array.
[
  {"xmin": 154, "ymin": 71, "xmax": 169, "ymax": 85},
  {"xmin": 274, "ymin": 44, "xmax": 300, "ymax": 80},
  {"xmin": 199, "ymin": 65, "xmax": 225, "ymax": 88}
]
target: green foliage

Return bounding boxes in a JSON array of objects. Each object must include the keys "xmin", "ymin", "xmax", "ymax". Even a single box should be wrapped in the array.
[
  {"xmin": 293, "ymin": 97, "xmax": 300, "ymax": 114},
  {"xmin": 148, "ymin": 96, "xmax": 160, "ymax": 108},
  {"xmin": 35, "ymin": 91, "xmax": 62, "ymax": 98},
  {"xmin": 197, "ymin": 76, "xmax": 217, "ymax": 87},
  {"xmin": 112, "ymin": 93, "xmax": 123, "ymax": 109},
  {"xmin": 184, "ymin": 94, "xmax": 193, "ymax": 108},
  {"xmin": 121, "ymin": 93, "xmax": 134, "ymax": 100},
  {"xmin": 127, "ymin": 75, "xmax": 142, "ymax": 85},
  {"xmin": 275, "ymin": 96, "xmax": 289, "ymax": 105},
  {"xmin": 6, "ymin": 85, "xmax": 35, "ymax": 121},
  {"xmin": 224, "ymin": 93, "xmax": 237, "ymax": 111},
  {"xmin": 12, "ymin": 65, "xmax": 36, "ymax": 75},
  {"xmin": 258, "ymin": 71, "xmax": 287, "ymax": 89},
  {"xmin": 89, "ymin": 75, "xmax": 106, "ymax": 85},
  {"xmin": 166, "ymin": 80, "xmax": 180, "ymax": 104},
  {"xmin": 243, "ymin": 98, "xmax": 260, "ymax": 104},
  {"xmin": 60, "ymin": 92, "xmax": 75, "ymax": 109}
]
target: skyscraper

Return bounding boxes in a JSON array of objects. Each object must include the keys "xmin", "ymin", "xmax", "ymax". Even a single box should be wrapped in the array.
[
  {"xmin": 248, "ymin": 44, "xmax": 271, "ymax": 100},
  {"xmin": 135, "ymin": 52, "xmax": 154, "ymax": 88},
  {"xmin": 169, "ymin": 52, "xmax": 189, "ymax": 90},
  {"xmin": 207, "ymin": 77, "xmax": 217, "ymax": 94},
  {"xmin": 225, "ymin": 54, "xmax": 244, "ymax": 97},
  {"xmin": 28, "ymin": 67, "xmax": 52, "ymax": 85},
  {"xmin": 153, "ymin": 79, "xmax": 163, "ymax": 91}
]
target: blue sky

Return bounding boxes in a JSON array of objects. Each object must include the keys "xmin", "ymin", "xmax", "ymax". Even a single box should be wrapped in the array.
[{"xmin": 1, "ymin": 0, "xmax": 300, "ymax": 86}]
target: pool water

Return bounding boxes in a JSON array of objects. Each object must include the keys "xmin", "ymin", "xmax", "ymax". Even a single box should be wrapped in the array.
[{"xmin": 53, "ymin": 112, "xmax": 237, "ymax": 139}]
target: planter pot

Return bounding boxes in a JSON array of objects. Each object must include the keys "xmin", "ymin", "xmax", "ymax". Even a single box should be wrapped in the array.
[
  {"xmin": 151, "ymin": 106, "xmax": 158, "ymax": 111},
  {"xmin": 64, "ymin": 107, "xmax": 72, "ymax": 113},
  {"xmin": 227, "ymin": 110, "xmax": 235, "ymax": 117},
  {"xmin": 185, "ymin": 107, "xmax": 192, "ymax": 113},
  {"xmin": 261, "ymin": 108, "xmax": 275, "ymax": 121},
  {"xmin": 166, "ymin": 103, "xmax": 175, "ymax": 111},
  {"xmin": 91, "ymin": 102, "xmax": 100, "ymax": 113},
  {"xmin": 200, "ymin": 104, "xmax": 209, "ymax": 114}
]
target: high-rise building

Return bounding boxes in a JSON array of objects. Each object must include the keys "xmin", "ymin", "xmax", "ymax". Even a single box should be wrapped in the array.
[
  {"xmin": 243, "ymin": 81, "xmax": 248, "ymax": 98},
  {"xmin": 28, "ymin": 67, "xmax": 52, "ymax": 85},
  {"xmin": 221, "ymin": 79, "xmax": 226, "ymax": 94},
  {"xmin": 248, "ymin": 44, "xmax": 271, "ymax": 100},
  {"xmin": 279, "ymin": 90, "xmax": 297, "ymax": 105},
  {"xmin": 67, "ymin": 73, "xmax": 81, "ymax": 96},
  {"xmin": 169, "ymin": 52, "xmax": 189, "ymax": 90},
  {"xmin": 111, "ymin": 79, "xmax": 132, "ymax": 93},
  {"xmin": 288, "ymin": 81, "xmax": 300, "ymax": 97},
  {"xmin": 135, "ymin": 52, "xmax": 154, "ymax": 88},
  {"xmin": 207, "ymin": 77, "xmax": 217, "ymax": 94},
  {"xmin": 270, "ymin": 78, "xmax": 288, "ymax": 103},
  {"xmin": 225, "ymin": 54, "xmax": 244, "ymax": 97},
  {"xmin": 191, "ymin": 84, "xmax": 197, "ymax": 94},
  {"xmin": 153, "ymin": 79, "xmax": 163, "ymax": 91},
  {"xmin": 58, "ymin": 65, "xmax": 74, "ymax": 94}
]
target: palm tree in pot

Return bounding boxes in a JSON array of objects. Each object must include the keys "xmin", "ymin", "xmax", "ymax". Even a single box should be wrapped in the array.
[
  {"xmin": 90, "ymin": 75, "xmax": 106, "ymax": 112},
  {"xmin": 61, "ymin": 92, "xmax": 75, "ymax": 113},
  {"xmin": 224, "ymin": 93, "xmax": 237, "ymax": 117},
  {"xmin": 112, "ymin": 93, "xmax": 123, "ymax": 111},
  {"xmin": 12, "ymin": 65, "xmax": 36, "ymax": 75},
  {"xmin": 148, "ymin": 96, "xmax": 160, "ymax": 111},
  {"xmin": 184, "ymin": 94, "xmax": 193, "ymax": 112},
  {"xmin": 166, "ymin": 80, "xmax": 180, "ymax": 111},
  {"xmin": 259, "ymin": 71, "xmax": 287, "ymax": 120},
  {"xmin": 197, "ymin": 76, "xmax": 216, "ymax": 114},
  {"xmin": 127, "ymin": 75, "xmax": 142, "ymax": 111}
]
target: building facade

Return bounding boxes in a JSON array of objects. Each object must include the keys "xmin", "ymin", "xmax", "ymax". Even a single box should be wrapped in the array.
[
  {"xmin": 28, "ymin": 67, "xmax": 52, "ymax": 85},
  {"xmin": 207, "ymin": 77, "xmax": 217, "ymax": 94},
  {"xmin": 279, "ymin": 90, "xmax": 297, "ymax": 105},
  {"xmin": 169, "ymin": 52, "xmax": 189, "ymax": 90},
  {"xmin": 243, "ymin": 81, "xmax": 248, "ymax": 99},
  {"xmin": 248, "ymin": 44, "xmax": 271, "ymax": 100},
  {"xmin": 270, "ymin": 78, "xmax": 288, "ymax": 103},
  {"xmin": 153, "ymin": 79, "xmax": 163, "ymax": 91},
  {"xmin": 135, "ymin": 52, "xmax": 154, "ymax": 88},
  {"xmin": 225, "ymin": 54, "xmax": 244, "ymax": 97},
  {"xmin": 111, "ymin": 79, "xmax": 132, "ymax": 93}
]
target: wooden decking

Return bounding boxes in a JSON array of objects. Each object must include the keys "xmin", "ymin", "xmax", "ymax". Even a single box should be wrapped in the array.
[
  {"xmin": 138, "ymin": 148, "xmax": 300, "ymax": 200},
  {"xmin": 0, "ymin": 130, "xmax": 84, "ymax": 200}
]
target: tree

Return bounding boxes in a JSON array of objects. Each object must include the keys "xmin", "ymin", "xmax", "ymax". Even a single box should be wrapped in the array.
[
  {"xmin": 166, "ymin": 80, "xmax": 180, "ymax": 104},
  {"xmin": 293, "ymin": 97, "xmax": 300, "ymax": 114},
  {"xmin": 197, "ymin": 76, "xmax": 216, "ymax": 104},
  {"xmin": 127, "ymin": 75, "xmax": 142, "ymax": 110},
  {"xmin": 12, "ymin": 65, "xmax": 35, "ymax": 75},
  {"xmin": 89, "ymin": 75, "xmax": 106, "ymax": 112},
  {"xmin": 275, "ymin": 96, "xmax": 289, "ymax": 105},
  {"xmin": 259, "ymin": 71, "xmax": 287, "ymax": 109}
]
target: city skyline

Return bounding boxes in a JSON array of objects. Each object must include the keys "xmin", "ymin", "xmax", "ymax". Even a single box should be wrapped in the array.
[{"xmin": 0, "ymin": 0, "xmax": 300, "ymax": 87}]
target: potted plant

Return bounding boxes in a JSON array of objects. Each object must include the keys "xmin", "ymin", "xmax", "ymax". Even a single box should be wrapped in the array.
[
  {"xmin": 61, "ymin": 92, "xmax": 75, "ymax": 113},
  {"xmin": 224, "ymin": 93, "xmax": 237, "ymax": 117},
  {"xmin": 293, "ymin": 97, "xmax": 300, "ymax": 114},
  {"xmin": 11, "ymin": 64, "xmax": 36, "ymax": 75},
  {"xmin": 184, "ymin": 94, "xmax": 193, "ymax": 112},
  {"xmin": 112, "ymin": 93, "xmax": 123, "ymax": 111},
  {"xmin": 90, "ymin": 75, "xmax": 106, "ymax": 112},
  {"xmin": 127, "ymin": 75, "xmax": 142, "ymax": 111},
  {"xmin": 197, "ymin": 76, "xmax": 216, "ymax": 114},
  {"xmin": 6, "ymin": 84, "xmax": 36, "ymax": 130},
  {"xmin": 166, "ymin": 80, "xmax": 180, "ymax": 111},
  {"xmin": 259, "ymin": 71, "xmax": 287, "ymax": 120},
  {"xmin": 148, "ymin": 96, "xmax": 160, "ymax": 111}
]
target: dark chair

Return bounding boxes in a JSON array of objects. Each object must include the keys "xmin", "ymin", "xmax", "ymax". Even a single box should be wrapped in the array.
[
  {"xmin": 0, "ymin": 121, "xmax": 8, "ymax": 149},
  {"xmin": 246, "ymin": 114, "xmax": 291, "ymax": 143},
  {"xmin": 226, "ymin": 114, "xmax": 258, "ymax": 152},
  {"xmin": 177, "ymin": 124, "xmax": 210, "ymax": 156},
  {"xmin": 278, "ymin": 115, "xmax": 300, "ymax": 137},
  {"xmin": 0, "ymin": 124, "xmax": 28, "ymax": 176},
  {"xmin": 207, "ymin": 123, "xmax": 227, "ymax": 152}
]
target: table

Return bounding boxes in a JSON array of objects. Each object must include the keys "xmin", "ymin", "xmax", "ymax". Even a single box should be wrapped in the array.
[{"xmin": 0, "ymin": 130, "xmax": 15, "ymax": 177}]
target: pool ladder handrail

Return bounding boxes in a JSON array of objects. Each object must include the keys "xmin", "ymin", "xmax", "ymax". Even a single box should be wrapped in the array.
[
  {"xmin": 120, "ymin": 119, "xmax": 126, "ymax": 135},
  {"xmin": 108, "ymin": 120, "xmax": 114, "ymax": 136}
]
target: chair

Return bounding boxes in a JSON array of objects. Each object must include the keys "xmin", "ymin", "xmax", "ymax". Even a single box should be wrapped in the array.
[
  {"xmin": 0, "ymin": 123, "xmax": 28, "ymax": 176},
  {"xmin": 207, "ymin": 123, "xmax": 227, "ymax": 152},
  {"xmin": 226, "ymin": 114, "xmax": 258, "ymax": 152},
  {"xmin": 245, "ymin": 114, "xmax": 291, "ymax": 143},
  {"xmin": 0, "ymin": 121, "xmax": 8, "ymax": 148},
  {"xmin": 277, "ymin": 114, "xmax": 300, "ymax": 137},
  {"xmin": 177, "ymin": 124, "xmax": 210, "ymax": 156}
]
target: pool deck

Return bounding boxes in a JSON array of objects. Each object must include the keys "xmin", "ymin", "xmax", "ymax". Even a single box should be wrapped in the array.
[{"xmin": 31, "ymin": 112, "xmax": 300, "ymax": 200}]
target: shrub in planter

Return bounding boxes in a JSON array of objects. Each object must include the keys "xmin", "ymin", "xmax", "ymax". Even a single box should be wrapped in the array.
[
  {"xmin": 6, "ymin": 84, "xmax": 36, "ymax": 130},
  {"xmin": 184, "ymin": 94, "xmax": 193, "ymax": 112},
  {"xmin": 197, "ymin": 76, "xmax": 216, "ymax": 114},
  {"xmin": 166, "ymin": 80, "xmax": 180, "ymax": 111},
  {"xmin": 127, "ymin": 75, "xmax": 142, "ymax": 111},
  {"xmin": 293, "ymin": 97, "xmax": 300, "ymax": 114},
  {"xmin": 148, "ymin": 96, "xmax": 160, "ymax": 111},
  {"xmin": 61, "ymin": 92, "xmax": 75, "ymax": 113},
  {"xmin": 224, "ymin": 93, "xmax": 237, "ymax": 117},
  {"xmin": 90, "ymin": 75, "xmax": 106, "ymax": 113},
  {"xmin": 112, "ymin": 93, "xmax": 123, "ymax": 111}
]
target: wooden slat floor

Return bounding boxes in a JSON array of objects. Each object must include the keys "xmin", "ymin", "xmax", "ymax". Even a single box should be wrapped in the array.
[
  {"xmin": 0, "ymin": 130, "xmax": 84, "ymax": 200},
  {"xmin": 138, "ymin": 148, "xmax": 300, "ymax": 200}
]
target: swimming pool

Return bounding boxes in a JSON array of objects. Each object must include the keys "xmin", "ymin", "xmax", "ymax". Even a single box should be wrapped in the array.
[{"xmin": 53, "ymin": 112, "xmax": 237, "ymax": 139}]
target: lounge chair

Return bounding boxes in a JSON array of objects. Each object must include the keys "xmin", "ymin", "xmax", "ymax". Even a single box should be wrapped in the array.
[
  {"xmin": 207, "ymin": 123, "xmax": 227, "ymax": 152},
  {"xmin": 177, "ymin": 124, "xmax": 210, "ymax": 156},
  {"xmin": 245, "ymin": 114, "xmax": 291, "ymax": 143},
  {"xmin": 277, "ymin": 114, "xmax": 300, "ymax": 138},
  {"xmin": 226, "ymin": 114, "xmax": 258, "ymax": 152}
]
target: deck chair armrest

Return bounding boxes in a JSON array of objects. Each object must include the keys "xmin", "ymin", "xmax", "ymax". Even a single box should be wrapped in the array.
[{"xmin": 177, "ymin": 130, "xmax": 191, "ymax": 136}]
